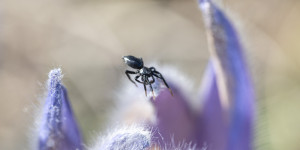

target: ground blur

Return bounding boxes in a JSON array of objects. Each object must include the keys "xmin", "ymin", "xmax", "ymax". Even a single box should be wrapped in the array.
[{"xmin": 0, "ymin": 0, "xmax": 299, "ymax": 149}]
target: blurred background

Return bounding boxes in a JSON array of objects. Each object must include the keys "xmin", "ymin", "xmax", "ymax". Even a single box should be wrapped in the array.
[{"xmin": 0, "ymin": 0, "xmax": 299, "ymax": 149}]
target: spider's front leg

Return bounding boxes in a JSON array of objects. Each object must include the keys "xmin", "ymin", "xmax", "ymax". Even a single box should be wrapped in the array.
[
  {"xmin": 125, "ymin": 70, "xmax": 137, "ymax": 86},
  {"xmin": 152, "ymin": 70, "xmax": 174, "ymax": 96}
]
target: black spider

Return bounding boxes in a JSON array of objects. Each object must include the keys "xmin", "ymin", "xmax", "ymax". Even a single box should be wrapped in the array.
[{"xmin": 122, "ymin": 55, "xmax": 173, "ymax": 98}]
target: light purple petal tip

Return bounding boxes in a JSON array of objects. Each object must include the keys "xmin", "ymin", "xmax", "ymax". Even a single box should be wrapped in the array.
[
  {"xmin": 199, "ymin": 1, "xmax": 255, "ymax": 150},
  {"xmin": 39, "ymin": 68, "xmax": 83, "ymax": 150},
  {"xmin": 150, "ymin": 84, "xmax": 198, "ymax": 148}
]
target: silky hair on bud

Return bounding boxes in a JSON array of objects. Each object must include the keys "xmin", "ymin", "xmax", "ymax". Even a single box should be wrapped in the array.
[{"xmin": 90, "ymin": 124, "xmax": 152, "ymax": 150}]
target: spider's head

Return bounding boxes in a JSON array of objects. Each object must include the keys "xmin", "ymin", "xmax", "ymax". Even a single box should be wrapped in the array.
[{"xmin": 122, "ymin": 55, "xmax": 144, "ymax": 69}]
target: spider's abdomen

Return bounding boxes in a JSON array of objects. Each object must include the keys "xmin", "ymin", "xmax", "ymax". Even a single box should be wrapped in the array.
[{"xmin": 122, "ymin": 55, "xmax": 144, "ymax": 69}]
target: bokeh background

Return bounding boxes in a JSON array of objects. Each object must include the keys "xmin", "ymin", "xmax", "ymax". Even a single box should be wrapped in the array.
[{"xmin": 0, "ymin": 0, "xmax": 299, "ymax": 149}]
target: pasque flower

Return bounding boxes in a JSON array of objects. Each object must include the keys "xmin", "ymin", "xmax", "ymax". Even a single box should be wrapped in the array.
[
  {"xmin": 149, "ymin": 0, "xmax": 255, "ymax": 149},
  {"xmin": 35, "ymin": 0, "xmax": 255, "ymax": 150}
]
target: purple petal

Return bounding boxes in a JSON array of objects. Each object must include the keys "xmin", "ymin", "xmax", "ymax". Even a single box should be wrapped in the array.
[
  {"xmin": 199, "ymin": 1, "xmax": 255, "ymax": 150},
  {"xmin": 38, "ymin": 69, "xmax": 83, "ymax": 150},
  {"xmin": 197, "ymin": 62, "xmax": 228, "ymax": 149},
  {"xmin": 150, "ymin": 84, "xmax": 198, "ymax": 148}
]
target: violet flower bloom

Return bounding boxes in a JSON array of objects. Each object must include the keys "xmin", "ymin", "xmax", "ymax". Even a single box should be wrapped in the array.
[
  {"xmin": 149, "ymin": 0, "xmax": 255, "ymax": 150},
  {"xmin": 35, "ymin": 0, "xmax": 255, "ymax": 150},
  {"xmin": 38, "ymin": 69, "xmax": 83, "ymax": 150},
  {"xmin": 37, "ymin": 69, "xmax": 152, "ymax": 150}
]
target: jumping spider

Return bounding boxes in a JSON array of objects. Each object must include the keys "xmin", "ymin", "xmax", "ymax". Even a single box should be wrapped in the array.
[{"xmin": 122, "ymin": 55, "xmax": 173, "ymax": 99}]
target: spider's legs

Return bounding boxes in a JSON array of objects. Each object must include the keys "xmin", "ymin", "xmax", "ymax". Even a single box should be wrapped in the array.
[
  {"xmin": 145, "ymin": 76, "xmax": 155, "ymax": 99},
  {"xmin": 153, "ymin": 71, "xmax": 174, "ymax": 96},
  {"xmin": 142, "ymin": 75, "xmax": 147, "ymax": 97},
  {"xmin": 149, "ymin": 67, "xmax": 156, "ymax": 71},
  {"xmin": 125, "ymin": 70, "xmax": 137, "ymax": 86},
  {"xmin": 148, "ymin": 75, "xmax": 155, "ymax": 84},
  {"xmin": 135, "ymin": 75, "xmax": 143, "ymax": 84}
]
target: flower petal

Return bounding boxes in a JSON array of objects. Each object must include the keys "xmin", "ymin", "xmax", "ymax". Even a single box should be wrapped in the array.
[
  {"xmin": 198, "ymin": 62, "xmax": 228, "ymax": 149},
  {"xmin": 38, "ymin": 68, "xmax": 83, "ymax": 150},
  {"xmin": 199, "ymin": 1, "xmax": 255, "ymax": 150},
  {"xmin": 150, "ymin": 84, "xmax": 198, "ymax": 148}
]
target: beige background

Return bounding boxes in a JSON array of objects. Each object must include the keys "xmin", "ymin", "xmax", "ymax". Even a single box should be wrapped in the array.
[{"xmin": 0, "ymin": 0, "xmax": 299, "ymax": 149}]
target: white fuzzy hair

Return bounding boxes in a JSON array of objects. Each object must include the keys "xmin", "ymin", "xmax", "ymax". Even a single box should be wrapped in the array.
[{"xmin": 89, "ymin": 124, "xmax": 152, "ymax": 150}]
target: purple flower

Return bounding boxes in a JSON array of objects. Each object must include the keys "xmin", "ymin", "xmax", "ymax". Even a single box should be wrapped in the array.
[
  {"xmin": 35, "ymin": 0, "xmax": 255, "ymax": 150},
  {"xmin": 38, "ymin": 69, "xmax": 83, "ymax": 150},
  {"xmin": 147, "ymin": 0, "xmax": 255, "ymax": 149},
  {"xmin": 37, "ymin": 69, "xmax": 153, "ymax": 150}
]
